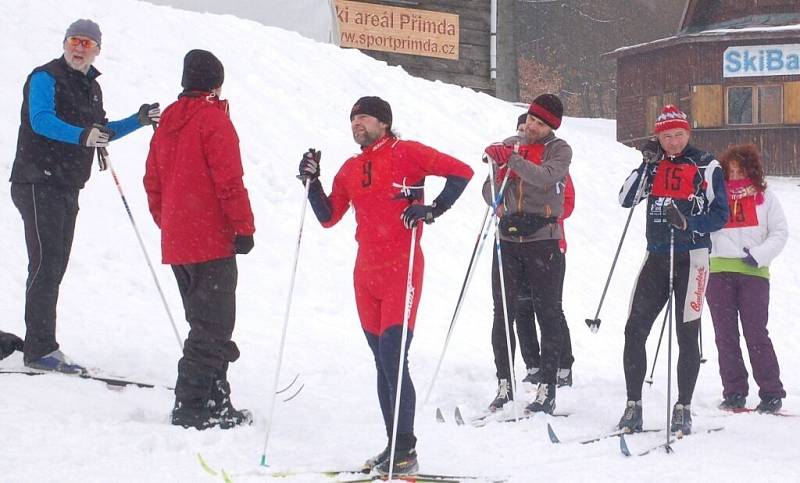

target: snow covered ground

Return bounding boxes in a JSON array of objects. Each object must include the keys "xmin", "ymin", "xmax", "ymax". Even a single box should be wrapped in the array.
[{"xmin": 1, "ymin": 1, "xmax": 799, "ymax": 482}]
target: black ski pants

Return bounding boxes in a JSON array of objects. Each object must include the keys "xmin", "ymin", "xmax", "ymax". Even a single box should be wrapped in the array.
[
  {"xmin": 11, "ymin": 182, "xmax": 79, "ymax": 363},
  {"xmin": 624, "ymin": 250, "xmax": 702, "ymax": 404},
  {"xmin": 515, "ymin": 258, "xmax": 574, "ymax": 370},
  {"xmin": 364, "ymin": 326, "xmax": 417, "ymax": 451},
  {"xmin": 171, "ymin": 257, "xmax": 240, "ymax": 408},
  {"xmin": 492, "ymin": 239, "xmax": 564, "ymax": 384}
]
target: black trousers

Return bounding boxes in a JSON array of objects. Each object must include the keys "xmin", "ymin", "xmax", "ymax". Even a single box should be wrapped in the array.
[
  {"xmin": 515, "ymin": 258, "xmax": 574, "ymax": 370},
  {"xmin": 171, "ymin": 257, "xmax": 240, "ymax": 407},
  {"xmin": 492, "ymin": 239, "xmax": 564, "ymax": 384},
  {"xmin": 364, "ymin": 326, "xmax": 417, "ymax": 451},
  {"xmin": 624, "ymin": 251, "xmax": 701, "ymax": 404},
  {"xmin": 11, "ymin": 182, "xmax": 79, "ymax": 363}
]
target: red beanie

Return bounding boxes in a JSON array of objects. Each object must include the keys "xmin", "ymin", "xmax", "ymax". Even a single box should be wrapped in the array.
[
  {"xmin": 528, "ymin": 94, "xmax": 563, "ymax": 130},
  {"xmin": 654, "ymin": 105, "xmax": 690, "ymax": 133}
]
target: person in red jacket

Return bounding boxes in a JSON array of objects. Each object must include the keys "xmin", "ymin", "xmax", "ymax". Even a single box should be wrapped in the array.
[
  {"xmin": 299, "ymin": 96, "xmax": 473, "ymax": 476},
  {"xmin": 143, "ymin": 49, "xmax": 255, "ymax": 430}
]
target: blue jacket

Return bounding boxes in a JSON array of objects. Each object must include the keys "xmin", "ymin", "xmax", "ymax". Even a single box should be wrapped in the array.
[{"xmin": 619, "ymin": 144, "xmax": 729, "ymax": 253}]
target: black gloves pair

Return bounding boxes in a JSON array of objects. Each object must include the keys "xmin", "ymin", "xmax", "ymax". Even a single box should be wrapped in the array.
[
  {"xmin": 138, "ymin": 103, "xmax": 161, "ymax": 127},
  {"xmin": 666, "ymin": 203, "xmax": 687, "ymax": 231},
  {"xmin": 299, "ymin": 149, "xmax": 321, "ymax": 182},
  {"xmin": 80, "ymin": 124, "xmax": 115, "ymax": 148},
  {"xmin": 234, "ymin": 235, "xmax": 254, "ymax": 255},
  {"xmin": 640, "ymin": 138, "xmax": 663, "ymax": 164},
  {"xmin": 401, "ymin": 204, "xmax": 443, "ymax": 229}
]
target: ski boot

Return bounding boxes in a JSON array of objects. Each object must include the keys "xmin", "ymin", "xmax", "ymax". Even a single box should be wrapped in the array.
[
  {"xmin": 525, "ymin": 383, "xmax": 556, "ymax": 414},
  {"xmin": 718, "ymin": 393, "xmax": 746, "ymax": 410},
  {"xmin": 488, "ymin": 379, "xmax": 513, "ymax": 412},
  {"xmin": 670, "ymin": 403, "xmax": 692, "ymax": 436},
  {"xmin": 209, "ymin": 379, "xmax": 252, "ymax": 429},
  {"xmin": 25, "ymin": 349, "xmax": 86, "ymax": 375},
  {"xmin": 522, "ymin": 367, "xmax": 542, "ymax": 385},
  {"xmin": 375, "ymin": 448, "xmax": 419, "ymax": 476},
  {"xmin": 556, "ymin": 368, "xmax": 573, "ymax": 388},
  {"xmin": 362, "ymin": 446, "xmax": 389, "ymax": 472},
  {"xmin": 617, "ymin": 400, "xmax": 643, "ymax": 433},
  {"xmin": 756, "ymin": 396, "xmax": 782, "ymax": 414},
  {"xmin": 171, "ymin": 401, "xmax": 215, "ymax": 430}
]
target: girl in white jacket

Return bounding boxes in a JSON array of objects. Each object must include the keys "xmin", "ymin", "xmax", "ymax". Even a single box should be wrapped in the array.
[{"xmin": 707, "ymin": 144, "xmax": 788, "ymax": 414}]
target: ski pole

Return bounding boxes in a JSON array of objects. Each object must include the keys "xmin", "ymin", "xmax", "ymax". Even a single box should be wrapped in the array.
[
  {"xmin": 585, "ymin": 163, "xmax": 649, "ymax": 333},
  {"xmin": 665, "ymin": 226, "xmax": 675, "ymax": 452},
  {"xmin": 387, "ymin": 224, "xmax": 419, "ymax": 482},
  {"xmin": 645, "ymin": 307, "xmax": 669, "ymax": 385},
  {"xmin": 260, "ymin": 175, "xmax": 311, "ymax": 467},
  {"xmin": 99, "ymin": 147, "xmax": 183, "ymax": 352},
  {"xmin": 487, "ymin": 159, "xmax": 518, "ymax": 421}
]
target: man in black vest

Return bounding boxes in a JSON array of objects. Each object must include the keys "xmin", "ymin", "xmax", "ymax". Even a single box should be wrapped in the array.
[{"xmin": 9, "ymin": 19, "xmax": 160, "ymax": 374}]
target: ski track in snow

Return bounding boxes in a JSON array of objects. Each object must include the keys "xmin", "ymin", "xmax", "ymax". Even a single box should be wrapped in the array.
[{"xmin": 1, "ymin": 1, "xmax": 799, "ymax": 481}]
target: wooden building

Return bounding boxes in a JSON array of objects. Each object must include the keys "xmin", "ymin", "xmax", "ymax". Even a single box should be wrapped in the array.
[
  {"xmin": 334, "ymin": 0, "xmax": 494, "ymax": 93},
  {"xmin": 607, "ymin": 0, "xmax": 800, "ymax": 175}
]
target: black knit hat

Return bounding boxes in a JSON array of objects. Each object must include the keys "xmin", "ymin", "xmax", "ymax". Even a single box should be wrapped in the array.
[
  {"xmin": 528, "ymin": 93, "xmax": 563, "ymax": 130},
  {"xmin": 181, "ymin": 49, "xmax": 224, "ymax": 92},
  {"xmin": 350, "ymin": 96, "xmax": 392, "ymax": 128},
  {"xmin": 517, "ymin": 113, "xmax": 528, "ymax": 130}
]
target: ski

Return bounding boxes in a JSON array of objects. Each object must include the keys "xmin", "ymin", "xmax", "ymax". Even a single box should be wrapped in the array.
[
  {"xmin": 720, "ymin": 407, "xmax": 796, "ymax": 417},
  {"xmin": 0, "ymin": 368, "xmax": 168, "ymax": 390},
  {"xmin": 436, "ymin": 407, "xmax": 446, "ymax": 423},
  {"xmin": 546, "ymin": 422, "xmax": 662, "ymax": 445},
  {"xmin": 336, "ymin": 475, "xmax": 459, "ymax": 483},
  {"xmin": 266, "ymin": 467, "xmax": 503, "ymax": 482},
  {"xmin": 454, "ymin": 407, "xmax": 465, "ymax": 426},
  {"xmin": 470, "ymin": 409, "xmax": 569, "ymax": 428},
  {"xmin": 620, "ymin": 426, "xmax": 725, "ymax": 457}
]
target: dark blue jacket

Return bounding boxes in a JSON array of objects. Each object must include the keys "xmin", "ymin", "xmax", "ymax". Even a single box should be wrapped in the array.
[
  {"xmin": 619, "ymin": 144, "xmax": 729, "ymax": 253},
  {"xmin": 11, "ymin": 56, "xmax": 141, "ymax": 188}
]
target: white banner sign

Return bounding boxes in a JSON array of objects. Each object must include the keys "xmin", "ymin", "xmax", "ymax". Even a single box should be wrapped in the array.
[{"xmin": 724, "ymin": 44, "xmax": 800, "ymax": 78}]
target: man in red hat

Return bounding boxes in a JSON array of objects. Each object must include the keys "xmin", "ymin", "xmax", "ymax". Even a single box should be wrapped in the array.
[
  {"xmin": 298, "ymin": 96, "xmax": 473, "ymax": 476},
  {"xmin": 481, "ymin": 93, "xmax": 572, "ymax": 415},
  {"xmin": 616, "ymin": 105, "xmax": 728, "ymax": 435}
]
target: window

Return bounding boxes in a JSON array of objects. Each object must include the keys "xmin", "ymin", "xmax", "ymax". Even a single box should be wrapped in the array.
[
  {"xmin": 726, "ymin": 85, "xmax": 783, "ymax": 125},
  {"xmin": 646, "ymin": 92, "xmax": 678, "ymax": 133},
  {"xmin": 691, "ymin": 85, "xmax": 723, "ymax": 128}
]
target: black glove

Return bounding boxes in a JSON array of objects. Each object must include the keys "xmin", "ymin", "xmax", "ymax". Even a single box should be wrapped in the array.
[
  {"xmin": 742, "ymin": 247, "xmax": 758, "ymax": 267},
  {"xmin": 639, "ymin": 138, "xmax": 662, "ymax": 164},
  {"xmin": 234, "ymin": 235, "xmax": 254, "ymax": 254},
  {"xmin": 401, "ymin": 204, "xmax": 440, "ymax": 229},
  {"xmin": 0, "ymin": 330, "xmax": 24, "ymax": 360},
  {"xmin": 298, "ymin": 148, "xmax": 321, "ymax": 181},
  {"xmin": 666, "ymin": 203, "xmax": 687, "ymax": 230},
  {"xmin": 138, "ymin": 102, "xmax": 161, "ymax": 126},
  {"xmin": 80, "ymin": 124, "xmax": 114, "ymax": 147}
]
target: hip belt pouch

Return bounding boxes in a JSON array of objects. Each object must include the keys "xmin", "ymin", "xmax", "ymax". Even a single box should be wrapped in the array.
[{"xmin": 499, "ymin": 212, "xmax": 557, "ymax": 237}]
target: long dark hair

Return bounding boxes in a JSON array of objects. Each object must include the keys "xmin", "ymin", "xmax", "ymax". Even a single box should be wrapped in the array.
[{"xmin": 719, "ymin": 144, "xmax": 767, "ymax": 192}]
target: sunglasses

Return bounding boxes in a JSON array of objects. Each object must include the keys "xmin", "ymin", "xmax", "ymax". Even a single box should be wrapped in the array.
[{"xmin": 66, "ymin": 36, "xmax": 98, "ymax": 49}]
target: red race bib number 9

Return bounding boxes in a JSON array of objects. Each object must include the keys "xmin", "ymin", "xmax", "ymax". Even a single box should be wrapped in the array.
[
  {"xmin": 650, "ymin": 160, "xmax": 698, "ymax": 200},
  {"xmin": 725, "ymin": 196, "xmax": 759, "ymax": 228}
]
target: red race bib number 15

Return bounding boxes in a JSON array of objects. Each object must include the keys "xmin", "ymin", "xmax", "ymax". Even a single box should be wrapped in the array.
[{"xmin": 650, "ymin": 160, "xmax": 698, "ymax": 200}]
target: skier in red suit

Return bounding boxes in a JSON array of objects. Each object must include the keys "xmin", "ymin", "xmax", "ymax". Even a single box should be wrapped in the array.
[{"xmin": 299, "ymin": 96, "xmax": 473, "ymax": 476}]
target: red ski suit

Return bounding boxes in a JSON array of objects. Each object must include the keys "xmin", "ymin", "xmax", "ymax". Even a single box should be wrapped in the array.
[
  {"xmin": 143, "ymin": 94, "xmax": 255, "ymax": 265},
  {"xmin": 322, "ymin": 136, "xmax": 473, "ymax": 335}
]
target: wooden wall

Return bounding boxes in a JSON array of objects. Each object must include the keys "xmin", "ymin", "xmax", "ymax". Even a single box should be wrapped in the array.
[
  {"xmin": 682, "ymin": 0, "xmax": 799, "ymax": 32},
  {"xmin": 339, "ymin": 0, "xmax": 492, "ymax": 92},
  {"xmin": 615, "ymin": 39, "xmax": 800, "ymax": 175}
]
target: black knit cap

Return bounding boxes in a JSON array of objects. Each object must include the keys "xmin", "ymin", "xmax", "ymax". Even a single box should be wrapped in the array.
[
  {"xmin": 350, "ymin": 96, "xmax": 392, "ymax": 128},
  {"xmin": 528, "ymin": 93, "xmax": 563, "ymax": 130},
  {"xmin": 181, "ymin": 49, "xmax": 224, "ymax": 92},
  {"xmin": 517, "ymin": 113, "xmax": 528, "ymax": 130}
]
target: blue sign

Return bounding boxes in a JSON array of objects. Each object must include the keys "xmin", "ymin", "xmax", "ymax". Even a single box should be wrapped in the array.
[{"xmin": 724, "ymin": 44, "xmax": 800, "ymax": 78}]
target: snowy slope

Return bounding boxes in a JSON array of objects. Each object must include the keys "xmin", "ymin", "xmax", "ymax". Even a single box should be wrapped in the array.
[{"xmin": 1, "ymin": 1, "xmax": 799, "ymax": 482}]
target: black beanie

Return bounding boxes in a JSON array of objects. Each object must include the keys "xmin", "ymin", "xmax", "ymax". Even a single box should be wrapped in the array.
[
  {"xmin": 517, "ymin": 113, "xmax": 528, "ymax": 130},
  {"xmin": 528, "ymin": 93, "xmax": 563, "ymax": 130},
  {"xmin": 181, "ymin": 49, "xmax": 224, "ymax": 92},
  {"xmin": 350, "ymin": 96, "xmax": 392, "ymax": 128}
]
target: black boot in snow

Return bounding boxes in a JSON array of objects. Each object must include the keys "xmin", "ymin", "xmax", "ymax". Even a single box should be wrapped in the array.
[
  {"xmin": 719, "ymin": 393, "xmax": 746, "ymax": 410},
  {"xmin": 617, "ymin": 400, "xmax": 643, "ymax": 433},
  {"xmin": 171, "ymin": 401, "xmax": 215, "ymax": 430},
  {"xmin": 756, "ymin": 396, "xmax": 782, "ymax": 414},
  {"xmin": 375, "ymin": 448, "xmax": 419, "ymax": 476},
  {"xmin": 522, "ymin": 367, "xmax": 542, "ymax": 385},
  {"xmin": 670, "ymin": 403, "xmax": 692, "ymax": 436},
  {"xmin": 488, "ymin": 379, "xmax": 513, "ymax": 412},
  {"xmin": 361, "ymin": 446, "xmax": 389, "ymax": 472},
  {"xmin": 209, "ymin": 379, "xmax": 253, "ymax": 429},
  {"xmin": 525, "ymin": 383, "xmax": 556, "ymax": 414}
]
